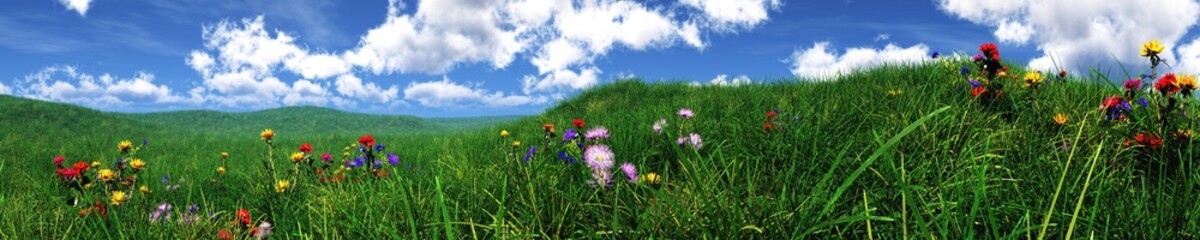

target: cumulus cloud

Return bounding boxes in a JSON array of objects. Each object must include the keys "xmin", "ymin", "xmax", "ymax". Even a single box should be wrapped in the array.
[
  {"xmin": 334, "ymin": 74, "xmax": 399, "ymax": 103},
  {"xmin": 680, "ymin": 0, "xmax": 781, "ymax": 30},
  {"xmin": 404, "ymin": 78, "xmax": 547, "ymax": 108},
  {"xmin": 57, "ymin": 0, "xmax": 93, "ymax": 16},
  {"xmin": 11, "ymin": 66, "xmax": 199, "ymax": 109},
  {"xmin": 788, "ymin": 42, "xmax": 931, "ymax": 79},
  {"xmin": 936, "ymin": 0, "xmax": 1200, "ymax": 73},
  {"xmin": 708, "ymin": 74, "xmax": 752, "ymax": 86},
  {"xmin": 0, "ymin": 81, "xmax": 10, "ymax": 94}
]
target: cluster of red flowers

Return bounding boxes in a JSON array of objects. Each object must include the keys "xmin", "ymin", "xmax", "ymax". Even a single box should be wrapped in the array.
[
  {"xmin": 1155, "ymin": 73, "xmax": 1180, "ymax": 95},
  {"xmin": 763, "ymin": 110, "xmax": 779, "ymax": 131},
  {"xmin": 1125, "ymin": 133, "xmax": 1164, "ymax": 150}
]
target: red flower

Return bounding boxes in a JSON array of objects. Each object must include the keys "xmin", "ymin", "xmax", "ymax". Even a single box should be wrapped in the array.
[
  {"xmin": 217, "ymin": 230, "xmax": 233, "ymax": 240},
  {"xmin": 1058, "ymin": 70, "xmax": 1068, "ymax": 78},
  {"xmin": 72, "ymin": 161, "xmax": 90, "ymax": 173},
  {"xmin": 572, "ymin": 119, "xmax": 585, "ymax": 128},
  {"xmin": 236, "ymin": 208, "xmax": 252, "ymax": 226},
  {"xmin": 1134, "ymin": 133, "xmax": 1163, "ymax": 150},
  {"xmin": 94, "ymin": 201, "xmax": 107, "ymax": 217},
  {"xmin": 54, "ymin": 156, "xmax": 65, "ymax": 167},
  {"xmin": 1101, "ymin": 96, "xmax": 1122, "ymax": 109},
  {"xmin": 57, "ymin": 168, "xmax": 80, "ymax": 180},
  {"xmin": 766, "ymin": 111, "xmax": 778, "ymax": 119},
  {"xmin": 299, "ymin": 143, "xmax": 313, "ymax": 153},
  {"xmin": 359, "ymin": 135, "xmax": 375, "ymax": 147},
  {"xmin": 763, "ymin": 122, "xmax": 774, "ymax": 131},
  {"xmin": 970, "ymin": 87, "xmax": 987, "ymax": 97},
  {"xmin": 979, "ymin": 43, "xmax": 1000, "ymax": 60},
  {"xmin": 1156, "ymin": 73, "xmax": 1180, "ymax": 95}
]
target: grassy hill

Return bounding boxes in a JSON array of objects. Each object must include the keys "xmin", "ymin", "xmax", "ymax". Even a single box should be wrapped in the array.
[{"xmin": 1, "ymin": 61, "xmax": 1198, "ymax": 238}]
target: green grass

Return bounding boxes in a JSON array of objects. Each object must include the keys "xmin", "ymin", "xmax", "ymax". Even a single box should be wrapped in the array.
[{"xmin": 1, "ymin": 60, "xmax": 1198, "ymax": 239}]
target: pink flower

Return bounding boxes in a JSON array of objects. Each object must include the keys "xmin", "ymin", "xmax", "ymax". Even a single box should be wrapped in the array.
[
  {"xmin": 652, "ymin": 119, "xmax": 666, "ymax": 134},
  {"xmin": 677, "ymin": 108, "xmax": 694, "ymax": 118},
  {"xmin": 620, "ymin": 162, "xmax": 638, "ymax": 182}
]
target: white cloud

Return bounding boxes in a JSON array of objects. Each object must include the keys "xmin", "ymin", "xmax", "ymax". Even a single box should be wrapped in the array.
[
  {"xmin": 788, "ymin": 42, "xmax": 931, "ymax": 80},
  {"xmin": 522, "ymin": 67, "xmax": 601, "ymax": 94},
  {"xmin": 936, "ymin": 0, "xmax": 1200, "ymax": 73},
  {"xmin": 404, "ymin": 78, "xmax": 546, "ymax": 108},
  {"xmin": 0, "ymin": 81, "xmax": 10, "ymax": 94},
  {"xmin": 334, "ymin": 74, "xmax": 399, "ymax": 103},
  {"xmin": 284, "ymin": 53, "xmax": 350, "ymax": 80},
  {"xmin": 12, "ymin": 66, "xmax": 197, "ymax": 108},
  {"xmin": 57, "ymin": 0, "xmax": 93, "ymax": 16},
  {"xmin": 875, "ymin": 34, "xmax": 890, "ymax": 42},
  {"xmin": 282, "ymin": 79, "xmax": 334, "ymax": 106},
  {"xmin": 708, "ymin": 74, "xmax": 752, "ymax": 86},
  {"xmin": 680, "ymin": 0, "xmax": 781, "ymax": 30}
]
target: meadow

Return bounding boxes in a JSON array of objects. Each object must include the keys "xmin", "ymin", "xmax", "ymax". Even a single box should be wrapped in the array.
[{"xmin": 1, "ymin": 42, "xmax": 1199, "ymax": 239}]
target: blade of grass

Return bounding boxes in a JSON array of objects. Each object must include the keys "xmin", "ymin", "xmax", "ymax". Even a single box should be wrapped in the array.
[
  {"xmin": 1038, "ymin": 116, "xmax": 1090, "ymax": 240},
  {"xmin": 1066, "ymin": 139, "xmax": 1106, "ymax": 240}
]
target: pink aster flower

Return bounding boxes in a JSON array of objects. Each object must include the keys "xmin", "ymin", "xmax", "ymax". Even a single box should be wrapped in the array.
[{"xmin": 677, "ymin": 108, "xmax": 694, "ymax": 118}]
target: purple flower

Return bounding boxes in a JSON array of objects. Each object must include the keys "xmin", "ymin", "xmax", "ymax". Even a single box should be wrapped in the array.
[
  {"xmin": 677, "ymin": 108, "xmax": 694, "ymax": 118},
  {"xmin": 161, "ymin": 175, "xmax": 170, "ymax": 184},
  {"xmin": 676, "ymin": 137, "xmax": 687, "ymax": 145},
  {"xmin": 187, "ymin": 204, "xmax": 200, "ymax": 214},
  {"xmin": 652, "ymin": 118, "xmax": 667, "ymax": 134},
  {"xmin": 584, "ymin": 127, "xmax": 610, "ymax": 141},
  {"xmin": 150, "ymin": 203, "xmax": 172, "ymax": 223},
  {"xmin": 620, "ymin": 162, "xmax": 637, "ymax": 182},
  {"xmin": 960, "ymin": 66, "xmax": 970, "ymax": 76},
  {"xmin": 254, "ymin": 221, "xmax": 272, "ymax": 239},
  {"xmin": 347, "ymin": 157, "xmax": 364, "ymax": 168},
  {"xmin": 968, "ymin": 79, "xmax": 981, "ymax": 88},
  {"xmin": 562, "ymin": 129, "xmax": 577, "ymax": 142},
  {"xmin": 523, "ymin": 146, "xmax": 536, "ymax": 163},
  {"xmin": 688, "ymin": 133, "xmax": 703, "ymax": 150},
  {"xmin": 590, "ymin": 169, "xmax": 613, "ymax": 188},
  {"xmin": 583, "ymin": 144, "xmax": 615, "ymax": 170},
  {"xmin": 1138, "ymin": 97, "xmax": 1150, "ymax": 107},
  {"xmin": 143, "ymin": 139, "xmax": 149, "ymax": 146},
  {"xmin": 558, "ymin": 150, "xmax": 575, "ymax": 164},
  {"xmin": 375, "ymin": 144, "xmax": 385, "ymax": 152},
  {"xmin": 972, "ymin": 54, "xmax": 984, "ymax": 62},
  {"xmin": 387, "ymin": 153, "xmax": 400, "ymax": 166},
  {"xmin": 321, "ymin": 153, "xmax": 333, "ymax": 162},
  {"xmin": 930, "ymin": 51, "xmax": 940, "ymax": 59},
  {"xmin": 373, "ymin": 160, "xmax": 384, "ymax": 168}
]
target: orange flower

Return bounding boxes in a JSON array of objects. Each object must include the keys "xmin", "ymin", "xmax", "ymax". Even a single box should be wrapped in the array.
[
  {"xmin": 1053, "ymin": 113, "xmax": 1069, "ymax": 126},
  {"xmin": 260, "ymin": 129, "xmax": 275, "ymax": 140},
  {"xmin": 543, "ymin": 123, "xmax": 554, "ymax": 132}
]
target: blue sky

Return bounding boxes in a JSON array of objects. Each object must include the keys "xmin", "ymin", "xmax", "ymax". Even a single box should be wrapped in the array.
[{"xmin": 2, "ymin": 0, "xmax": 1199, "ymax": 117}]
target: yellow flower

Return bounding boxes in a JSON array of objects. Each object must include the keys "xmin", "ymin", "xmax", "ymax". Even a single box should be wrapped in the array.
[
  {"xmin": 1177, "ymin": 129, "xmax": 1195, "ymax": 141},
  {"xmin": 97, "ymin": 169, "xmax": 117, "ymax": 182},
  {"xmin": 139, "ymin": 185, "xmax": 150, "ymax": 194},
  {"xmin": 998, "ymin": 71, "xmax": 1008, "ymax": 78},
  {"xmin": 84, "ymin": 183, "xmax": 94, "ymax": 189},
  {"xmin": 1023, "ymin": 71, "xmax": 1044, "ymax": 88},
  {"xmin": 276, "ymin": 180, "xmax": 291, "ymax": 193},
  {"xmin": 1053, "ymin": 113, "xmax": 1069, "ymax": 126},
  {"xmin": 118, "ymin": 140, "xmax": 133, "ymax": 152},
  {"xmin": 642, "ymin": 172, "xmax": 661, "ymax": 185},
  {"xmin": 110, "ymin": 191, "xmax": 127, "ymax": 206},
  {"xmin": 260, "ymin": 128, "xmax": 275, "ymax": 140},
  {"xmin": 217, "ymin": 166, "xmax": 226, "ymax": 175},
  {"xmin": 130, "ymin": 158, "xmax": 145, "ymax": 170},
  {"xmin": 1141, "ymin": 39, "xmax": 1165, "ymax": 57},
  {"xmin": 886, "ymin": 89, "xmax": 904, "ymax": 96},
  {"xmin": 290, "ymin": 152, "xmax": 305, "ymax": 163},
  {"xmin": 1177, "ymin": 74, "xmax": 1197, "ymax": 91},
  {"xmin": 221, "ymin": 152, "xmax": 229, "ymax": 159},
  {"xmin": 512, "ymin": 141, "xmax": 521, "ymax": 148},
  {"xmin": 501, "ymin": 130, "xmax": 510, "ymax": 138},
  {"xmin": 90, "ymin": 161, "xmax": 101, "ymax": 168}
]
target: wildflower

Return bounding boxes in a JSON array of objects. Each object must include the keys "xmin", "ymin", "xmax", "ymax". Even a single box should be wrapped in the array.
[
  {"xmin": 150, "ymin": 203, "xmax": 172, "ymax": 223},
  {"xmin": 1124, "ymin": 79, "xmax": 1142, "ymax": 91},
  {"xmin": 1132, "ymin": 133, "xmax": 1164, "ymax": 149},
  {"xmin": 1156, "ymin": 73, "xmax": 1180, "ymax": 95},
  {"xmin": 1138, "ymin": 97, "xmax": 1150, "ymax": 107},
  {"xmin": 930, "ymin": 51, "xmax": 940, "ymax": 59},
  {"xmin": 236, "ymin": 208, "xmax": 252, "ymax": 226},
  {"xmin": 642, "ymin": 172, "xmax": 661, "ymax": 185},
  {"xmin": 218, "ymin": 230, "xmax": 233, "ymax": 240},
  {"xmin": 221, "ymin": 152, "xmax": 229, "ymax": 159},
  {"xmin": 563, "ymin": 128, "xmax": 578, "ymax": 142},
  {"xmin": 543, "ymin": 123, "xmax": 554, "ymax": 133},
  {"xmin": 140, "ymin": 185, "xmax": 151, "ymax": 194},
  {"xmin": 960, "ymin": 66, "xmax": 971, "ymax": 76},
  {"xmin": 523, "ymin": 146, "xmax": 536, "ymax": 162},
  {"xmin": 347, "ymin": 157, "xmax": 364, "ymax": 168},
  {"xmin": 359, "ymin": 135, "xmax": 376, "ymax": 147},
  {"xmin": 968, "ymin": 79, "xmax": 982, "ymax": 88},
  {"xmin": 90, "ymin": 161, "xmax": 101, "ymax": 168},
  {"xmin": 572, "ymin": 119, "xmax": 585, "ymax": 128},
  {"xmin": 387, "ymin": 153, "xmax": 400, "ymax": 166},
  {"xmin": 73, "ymin": 161, "xmax": 90, "ymax": 172},
  {"xmin": 54, "ymin": 156, "xmax": 65, "ymax": 167},
  {"xmin": 1053, "ymin": 113, "xmax": 1069, "ymax": 126},
  {"xmin": 584, "ymin": 127, "xmax": 610, "ymax": 141},
  {"xmin": 972, "ymin": 54, "xmax": 984, "ymax": 62},
  {"xmin": 512, "ymin": 141, "xmax": 521, "ymax": 148},
  {"xmin": 216, "ymin": 166, "xmax": 226, "ymax": 175},
  {"xmin": 110, "ymin": 191, "xmax": 127, "ymax": 206},
  {"xmin": 57, "ymin": 168, "xmax": 81, "ymax": 180},
  {"xmin": 620, "ymin": 162, "xmax": 638, "ymax": 182},
  {"xmin": 375, "ymin": 144, "xmax": 386, "ymax": 152},
  {"xmin": 373, "ymin": 160, "xmax": 383, "ymax": 169},
  {"xmin": 130, "ymin": 159, "xmax": 145, "ymax": 170},
  {"xmin": 500, "ymin": 130, "xmax": 510, "ymax": 138},
  {"xmin": 1101, "ymin": 96, "xmax": 1131, "ymax": 120},
  {"xmin": 689, "ymin": 133, "xmax": 703, "ymax": 150},
  {"xmin": 763, "ymin": 122, "xmax": 774, "ymax": 131},
  {"xmin": 1141, "ymin": 39, "xmax": 1164, "ymax": 57},
  {"xmin": 260, "ymin": 129, "xmax": 274, "ymax": 140},
  {"xmin": 299, "ymin": 143, "xmax": 312, "ymax": 153},
  {"xmin": 980, "ymin": 43, "xmax": 1000, "ymax": 60},
  {"xmin": 766, "ymin": 111, "xmax": 778, "ymax": 119},
  {"xmin": 98, "ymin": 169, "xmax": 117, "ymax": 182},
  {"xmin": 275, "ymin": 180, "xmax": 290, "ymax": 193},
  {"xmin": 887, "ymin": 89, "xmax": 904, "ymax": 96},
  {"xmin": 1023, "ymin": 71, "xmax": 1044, "ymax": 88},
  {"xmin": 118, "ymin": 140, "xmax": 133, "ymax": 152},
  {"xmin": 678, "ymin": 108, "xmax": 695, "ymax": 118},
  {"xmin": 970, "ymin": 87, "xmax": 986, "ymax": 97},
  {"xmin": 290, "ymin": 152, "xmax": 304, "ymax": 163},
  {"xmin": 558, "ymin": 150, "xmax": 576, "ymax": 164},
  {"xmin": 1058, "ymin": 70, "xmax": 1068, "ymax": 79},
  {"xmin": 583, "ymin": 144, "xmax": 615, "ymax": 170},
  {"xmin": 321, "ymin": 153, "xmax": 333, "ymax": 162},
  {"xmin": 254, "ymin": 221, "xmax": 273, "ymax": 239},
  {"xmin": 652, "ymin": 119, "xmax": 667, "ymax": 134},
  {"xmin": 1178, "ymin": 73, "xmax": 1197, "ymax": 96}
]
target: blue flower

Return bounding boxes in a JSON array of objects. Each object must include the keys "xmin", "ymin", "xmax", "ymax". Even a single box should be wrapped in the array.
[
  {"xmin": 161, "ymin": 175, "xmax": 170, "ymax": 184},
  {"xmin": 143, "ymin": 139, "xmax": 149, "ymax": 146},
  {"xmin": 1138, "ymin": 97, "xmax": 1150, "ymax": 107},
  {"xmin": 347, "ymin": 157, "xmax": 364, "ymax": 168},
  {"xmin": 375, "ymin": 144, "xmax": 385, "ymax": 152},
  {"xmin": 968, "ymin": 80, "xmax": 982, "ymax": 88},
  {"xmin": 387, "ymin": 153, "xmax": 400, "ymax": 166},
  {"xmin": 522, "ymin": 146, "xmax": 537, "ymax": 163},
  {"xmin": 960, "ymin": 66, "xmax": 970, "ymax": 76},
  {"xmin": 930, "ymin": 51, "xmax": 940, "ymax": 59},
  {"xmin": 562, "ymin": 129, "xmax": 577, "ymax": 143},
  {"xmin": 558, "ymin": 151, "xmax": 576, "ymax": 164},
  {"xmin": 187, "ymin": 204, "xmax": 200, "ymax": 214}
]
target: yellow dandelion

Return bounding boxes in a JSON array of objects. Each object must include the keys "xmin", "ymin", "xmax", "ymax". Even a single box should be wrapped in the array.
[
  {"xmin": 217, "ymin": 166, "xmax": 226, "ymax": 175},
  {"xmin": 642, "ymin": 172, "xmax": 662, "ymax": 185},
  {"xmin": 1023, "ymin": 71, "xmax": 1044, "ymax": 88},
  {"xmin": 1141, "ymin": 39, "xmax": 1165, "ymax": 57},
  {"xmin": 512, "ymin": 141, "xmax": 521, "ymax": 148},
  {"xmin": 221, "ymin": 152, "xmax": 229, "ymax": 159},
  {"xmin": 139, "ymin": 185, "xmax": 151, "ymax": 194},
  {"xmin": 260, "ymin": 128, "xmax": 275, "ymax": 140},
  {"xmin": 118, "ymin": 140, "xmax": 133, "ymax": 152},
  {"xmin": 501, "ymin": 130, "xmax": 510, "ymax": 138},
  {"xmin": 1177, "ymin": 73, "xmax": 1197, "ymax": 91},
  {"xmin": 90, "ymin": 161, "xmax": 101, "ymax": 168},
  {"xmin": 290, "ymin": 152, "xmax": 305, "ymax": 163},
  {"xmin": 97, "ymin": 169, "xmax": 117, "ymax": 182},
  {"xmin": 110, "ymin": 191, "xmax": 127, "ymax": 206},
  {"xmin": 129, "ymin": 159, "xmax": 146, "ymax": 170},
  {"xmin": 1053, "ymin": 113, "xmax": 1070, "ymax": 126},
  {"xmin": 276, "ymin": 180, "xmax": 291, "ymax": 193}
]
